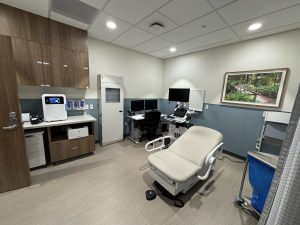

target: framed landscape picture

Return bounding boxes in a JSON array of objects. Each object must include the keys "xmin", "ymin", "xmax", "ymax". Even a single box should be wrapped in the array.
[{"xmin": 221, "ymin": 68, "xmax": 288, "ymax": 108}]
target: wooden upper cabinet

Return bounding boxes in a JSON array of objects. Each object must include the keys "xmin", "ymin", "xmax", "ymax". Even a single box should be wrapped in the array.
[
  {"xmin": 29, "ymin": 14, "xmax": 50, "ymax": 44},
  {"xmin": 41, "ymin": 45, "xmax": 69, "ymax": 87},
  {"xmin": 0, "ymin": 3, "xmax": 87, "ymax": 52},
  {"xmin": 49, "ymin": 20, "xmax": 88, "ymax": 52},
  {"xmin": 0, "ymin": 3, "xmax": 31, "ymax": 40},
  {"xmin": 68, "ymin": 51, "xmax": 90, "ymax": 88},
  {"xmin": 12, "ymin": 38, "xmax": 44, "ymax": 86}
]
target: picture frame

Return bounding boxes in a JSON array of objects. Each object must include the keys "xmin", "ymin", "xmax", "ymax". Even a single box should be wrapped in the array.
[{"xmin": 221, "ymin": 68, "xmax": 288, "ymax": 108}]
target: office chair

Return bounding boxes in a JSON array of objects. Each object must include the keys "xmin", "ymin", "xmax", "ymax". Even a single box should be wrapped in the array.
[{"xmin": 142, "ymin": 111, "xmax": 161, "ymax": 140}]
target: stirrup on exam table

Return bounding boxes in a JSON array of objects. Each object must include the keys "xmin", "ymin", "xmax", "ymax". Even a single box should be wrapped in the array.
[{"xmin": 145, "ymin": 126, "xmax": 223, "ymax": 196}]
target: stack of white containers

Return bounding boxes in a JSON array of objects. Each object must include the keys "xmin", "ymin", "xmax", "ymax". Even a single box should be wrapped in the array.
[{"xmin": 67, "ymin": 127, "xmax": 89, "ymax": 139}]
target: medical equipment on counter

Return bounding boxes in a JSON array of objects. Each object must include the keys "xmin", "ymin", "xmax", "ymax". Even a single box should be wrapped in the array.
[
  {"xmin": 145, "ymin": 126, "xmax": 223, "ymax": 196},
  {"xmin": 42, "ymin": 94, "xmax": 67, "ymax": 122}
]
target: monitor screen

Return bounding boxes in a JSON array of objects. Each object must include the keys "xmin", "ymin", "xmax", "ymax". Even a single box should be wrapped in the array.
[
  {"xmin": 168, "ymin": 88, "xmax": 190, "ymax": 102},
  {"xmin": 131, "ymin": 100, "xmax": 144, "ymax": 112},
  {"xmin": 174, "ymin": 108, "xmax": 187, "ymax": 118},
  {"xmin": 45, "ymin": 96, "xmax": 64, "ymax": 104},
  {"xmin": 145, "ymin": 99, "xmax": 157, "ymax": 110}
]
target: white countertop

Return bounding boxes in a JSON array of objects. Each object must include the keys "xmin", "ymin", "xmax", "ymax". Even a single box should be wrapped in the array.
[{"xmin": 23, "ymin": 115, "xmax": 97, "ymax": 130}]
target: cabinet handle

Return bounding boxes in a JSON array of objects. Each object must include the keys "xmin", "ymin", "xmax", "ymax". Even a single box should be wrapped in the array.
[
  {"xmin": 72, "ymin": 147, "xmax": 79, "ymax": 150},
  {"xmin": 63, "ymin": 64, "xmax": 68, "ymax": 68},
  {"xmin": 37, "ymin": 61, "xmax": 43, "ymax": 64},
  {"xmin": 43, "ymin": 62, "xmax": 50, "ymax": 65},
  {"xmin": 84, "ymin": 67, "xmax": 89, "ymax": 70},
  {"xmin": 44, "ymin": 84, "xmax": 51, "ymax": 87},
  {"xmin": 25, "ymin": 135, "xmax": 34, "ymax": 138},
  {"xmin": 40, "ymin": 84, "xmax": 45, "ymax": 87}
]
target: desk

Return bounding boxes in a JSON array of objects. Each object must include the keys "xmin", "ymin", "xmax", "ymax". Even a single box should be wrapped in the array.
[
  {"xmin": 128, "ymin": 113, "xmax": 164, "ymax": 143},
  {"xmin": 23, "ymin": 115, "xmax": 97, "ymax": 164}
]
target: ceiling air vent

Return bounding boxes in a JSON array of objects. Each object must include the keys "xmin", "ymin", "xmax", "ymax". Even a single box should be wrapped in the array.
[
  {"xmin": 149, "ymin": 22, "xmax": 165, "ymax": 34},
  {"xmin": 51, "ymin": 0, "xmax": 99, "ymax": 25}
]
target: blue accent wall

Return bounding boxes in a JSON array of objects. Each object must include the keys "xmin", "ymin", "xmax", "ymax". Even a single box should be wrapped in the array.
[
  {"xmin": 159, "ymin": 99, "xmax": 264, "ymax": 157},
  {"xmin": 20, "ymin": 98, "xmax": 264, "ymax": 157}
]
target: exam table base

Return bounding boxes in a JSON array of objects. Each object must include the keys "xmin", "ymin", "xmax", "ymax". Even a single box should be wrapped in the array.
[{"xmin": 149, "ymin": 165, "xmax": 212, "ymax": 196}]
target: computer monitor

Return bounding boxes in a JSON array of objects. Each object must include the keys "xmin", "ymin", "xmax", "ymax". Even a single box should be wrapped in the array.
[
  {"xmin": 131, "ymin": 100, "xmax": 144, "ymax": 112},
  {"xmin": 174, "ymin": 108, "xmax": 187, "ymax": 118},
  {"xmin": 145, "ymin": 99, "xmax": 157, "ymax": 110},
  {"xmin": 168, "ymin": 88, "xmax": 190, "ymax": 102}
]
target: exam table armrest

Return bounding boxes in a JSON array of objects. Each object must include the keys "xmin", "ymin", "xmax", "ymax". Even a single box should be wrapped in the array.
[
  {"xmin": 145, "ymin": 136, "xmax": 177, "ymax": 152},
  {"xmin": 198, "ymin": 142, "xmax": 223, "ymax": 180}
]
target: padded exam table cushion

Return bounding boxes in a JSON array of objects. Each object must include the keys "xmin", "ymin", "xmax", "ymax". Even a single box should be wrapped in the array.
[{"xmin": 148, "ymin": 126, "xmax": 223, "ymax": 183}]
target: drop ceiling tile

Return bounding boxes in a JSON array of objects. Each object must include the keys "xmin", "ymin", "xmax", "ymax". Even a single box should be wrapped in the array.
[
  {"xmin": 240, "ymin": 23, "xmax": 300, "ymax": 41},
  {"xmin": 50, "ymin": 12, "xmax": 89, "ymax": 30},
  {"xmin": 132, "ymin": 37, "xmax": 171, "ymax": 53},
  {"xmin": 160, "ymin": 12, "xmax": 227, "ymax": 43},
  {"xmin": 112, "ymin": 27, "xmax": 154, "ymax": 48},
  {"xmin": 79, "ymin": 0, "xmax": 108, "ymax": 10},
  {"xmin": 157, "ymin": 38, "xmax": 239, "ymax": 58},
  {"xmin": 136, "ymin": 12, "xmax": 178, "ymax": 36},
  {"xmin": 88, "ymin": 12, "xmax": 132, "ymax": 42},
  {"xmin": 176, "ymin": 28, "xmax": 237, "ymax": 52},
  {"xmin": 218, "ymin": 0, "xmax": 300, "ymax": 25},
  {"xmin": 0, "ymin": 0, "xmax": 49, "ymax": 17},
  {"xmin": 103, "ymin": 0, "xmax": 169, "ymax": 24},
  {"xmin": 159, "ymin": 0, "xmax": 213, "ymax": 25},
  {"xmin": 232, "ymin": 4, "xmax": 300, "ymax": 37},
  {"xmin": 149, "ymin": 48, "xmax": 174, "ymax": 58},
  {"xmin": 192, "ymin": 38, "xmax": 239, "ymax": 52},
  {"xmin": 208, "ymin": 0, "xmax": 237, "ymax": 9}
]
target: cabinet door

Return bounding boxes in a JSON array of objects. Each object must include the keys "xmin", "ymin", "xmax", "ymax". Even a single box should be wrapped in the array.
[
  {"xmin": 41, "ymin": 45, "xmax": 68, "ymax": 87},
  {"xmin": 0, "ymin": 4, "xmax": 31, "ymax": 40},
  {"xmin": 29, "ymin": 13, "xmax": 50, "ymax": 44},
  {"xmin": 49, "ymin": 20, "xmax": 88, "ymax": 52},
  {"xmin": 67, "ymin": 51, "xmax": 90, "ymax": 88},
  {"xmin": 12, "ymin": 38, "xmax": 44, "ymax": 86}
]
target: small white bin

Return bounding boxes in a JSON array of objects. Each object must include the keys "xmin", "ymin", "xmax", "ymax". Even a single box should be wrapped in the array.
[{"xmin": 25, "ymin": 131, "xmax": 46, "ymax": 168}]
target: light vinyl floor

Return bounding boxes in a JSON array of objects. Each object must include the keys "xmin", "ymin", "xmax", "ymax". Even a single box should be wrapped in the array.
[{"xmin": 0, "ymin": 139, "xmax": 258, "ymax": 225}]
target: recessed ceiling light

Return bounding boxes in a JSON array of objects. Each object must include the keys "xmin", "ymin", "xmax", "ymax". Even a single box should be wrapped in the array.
[
  {"xmin": 170, "ymin": 47, "xmax": 177, "ymax": 53},
  {"xmin": 248, "ymin": 23, "xmax": 262, "ymax": 31},
  {"xmin": 106, "ymin": 21, "xmax": 117, "ymax": 30}
]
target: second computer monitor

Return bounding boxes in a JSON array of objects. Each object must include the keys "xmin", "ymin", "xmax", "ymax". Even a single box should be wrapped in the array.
[
  {"xmin": 145, "ymin": 99, "xmax": 157, "ymax": 110},
  {"xmin": 131, "ymin": 100, "xmax": 144, "ymax": 112}
]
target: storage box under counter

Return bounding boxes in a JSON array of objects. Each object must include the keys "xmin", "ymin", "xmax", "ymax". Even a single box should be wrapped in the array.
[{"xmin": 23, "ymin": 115, "xmax": 97, "ymax": 164}]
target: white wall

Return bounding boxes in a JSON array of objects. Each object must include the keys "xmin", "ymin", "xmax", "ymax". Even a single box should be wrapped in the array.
[
  {"xmin": 18, "ymin": 38, "xmax": 163, "ymax": 99},
  {"xmin": 163, "ymin": 29, "xmax": 300, "ymax": 112},
  {"xmin": 86, "ymin": 38, "xmax": 163, "ymax": 99}
]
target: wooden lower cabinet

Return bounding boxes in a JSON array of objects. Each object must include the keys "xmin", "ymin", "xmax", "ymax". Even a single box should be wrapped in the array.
[{"xmin": 50, "ymin": 135, "xmax": 95, "ymax": 162}]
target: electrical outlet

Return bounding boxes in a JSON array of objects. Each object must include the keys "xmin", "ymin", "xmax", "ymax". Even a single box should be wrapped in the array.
[
  {"xmin": 89, "ymin": 104, "xmax": 94, "ymax": 110},
  {"xmin": 84, "ymin": 104, "xmax": 89, "ymax": 110},
  {"xmin": 205, "ymin": 104, "xmax": 209, "ymax": 109}
]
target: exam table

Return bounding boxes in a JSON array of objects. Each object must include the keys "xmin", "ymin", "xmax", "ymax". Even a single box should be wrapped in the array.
[{"xmin": 145, "ymin": 126, "xmax": 224, "ymax": 196}]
